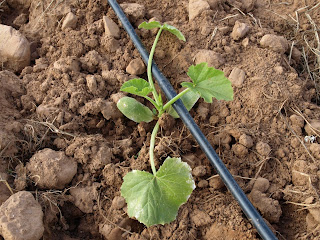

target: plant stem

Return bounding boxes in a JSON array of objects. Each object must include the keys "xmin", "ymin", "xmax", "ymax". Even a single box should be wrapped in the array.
[
  {"xmin": 144, "ymin": 96, "xmax": 160, "ymax": 111},
  {"xmin": 162, "ymin": 88, "xmax": 191, "ymax": 111},
  {"xmin": 148, "ymin": 27, "xmax": 163, "ymax": 106},
  {"xmin": 149, "ymin": 120, "xmax": 160, "ymax": 175}
]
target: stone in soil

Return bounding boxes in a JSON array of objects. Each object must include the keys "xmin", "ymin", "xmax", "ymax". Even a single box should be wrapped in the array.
[
  {"xmin": 126, "ymin": 58, "xmax": 146, "ymax": 75},
  {"xmin": 70, "ymin": 184, "xmax": 99, "ymax": 213},
  {"xmin": 189, "ymin": 0, "xmax": 210, "ymax": 21},
  {"xmin": 26, "ymin": 148, "xmax": 77, "ymax": 189},
  {"xmin": 192, "ymin": 165, "xmax": 207, "ymax": 177},
  {"xmin": 304, "ymin": 119, "xmax": 320, "ymax": 136},
  {"xmin": 103, "ymin": 16, "xmax": 120, "ymax": 39},
  {"xmin": 256, "ymin": 141, "xmax": 271, "ymax": 156},
  {"xmin": 230, "ymin": 21, "xmax": 250, "ymax": 40},
  {"xmin": 62, "ymin": 12, "xmax": 78, "ymax": 30},
  {"xmin": 260, "ymin": 34, "xmax": 289, "ymax": 54},
  {"xmin": 0, "ymin": 24, "xmax": 30, "ymax": 72},
  {"xmin": 252, "ymin": 177, "xmax": 270, "ymax": 193},
  {"xmin": 228, "ymin": 67, "xmax": 246, "ymax": 87},
  {"xmin": 120, "ymin": 3, "xmax": 146, "ymax": 21},
  {"xmin": 0, "ymin": 191, "xmax": 44, "ymax": 240},
  {"xmin": 239, "ymin": 134, "xmax": 254, "ymax": 148}
]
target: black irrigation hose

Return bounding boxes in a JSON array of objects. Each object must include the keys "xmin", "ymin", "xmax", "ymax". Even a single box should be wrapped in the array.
[{"xmin": 107, "ymin": 1, "xmax": 278, "ymax": 239}]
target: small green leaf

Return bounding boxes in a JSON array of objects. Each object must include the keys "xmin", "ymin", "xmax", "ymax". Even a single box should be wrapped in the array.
[
  {"xmin": 120, "ymin": 78, "xmax": 152, "ymax": 97},
  {"xmin": 181, "ymin": 62, "xmax": 233, "ymax": 102},
  {"xmin": 163, "ymin": 23, "xmax": 186, "ymax": 41},
  {"xmin": 139, "ymin": 21, "xmax": 162, "ymax": 30},
  {"xmin": 167, "ymin": 90, "xmax": 200, "ymax": 118},
  {"xmin": 121, "ymin": 157, "xmax": 195, "ymax": 227},
  {"xmin": 117, "ymin": 97, "xmax": 154, "ymax": 123}
]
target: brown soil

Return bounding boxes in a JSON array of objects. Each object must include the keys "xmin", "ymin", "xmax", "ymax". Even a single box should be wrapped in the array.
[{"xmin": 1, "ymin": 0, "xmax": 320, "ymax": 239}]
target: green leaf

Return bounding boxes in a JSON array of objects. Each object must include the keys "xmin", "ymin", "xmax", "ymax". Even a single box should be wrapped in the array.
[
  {"xmin": 139, "ymin": 21, "xmax": 162, "ymax": 30},
  {"xmin": 121, "ymin": 157, "xmax": 195, "ymax": 227},
  {"xmin": 167, "ymin": 90, "xmax": 200, "ymax": 118},
  {"xmin": 181, "ymin": 62, "xmax": 233, "ymax": 102},
  {"xmin": 120, "ymin": 78, "xmax": 152, "ymax": 97},
  {"xmin": 117, "ymin": 97, "xmax": 154, "ymax": 123},
  {"xmin": 163, "ymin": 23, "xmax": 186, "ymax": 41}
]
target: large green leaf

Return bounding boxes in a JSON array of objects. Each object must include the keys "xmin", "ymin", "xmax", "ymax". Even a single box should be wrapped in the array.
[
  {"xmin": 162, "ymin": 23, "xmax": 186, "ymax": 41},
  {"xmin": 181, "ymin": 62, "xmax": 233, "ymax": 102},
  {"xmin": 139, "ymin": 21, "xmax": 162, "ymax": 30},
  {"xmin": 121, "ymin": 157, "xmax": 195, "ymax": 227},
  {"xmin": 120, "ymin": 78, "xmax": 152, "ymax": 97},
  {"xmin": 167, "ymin": 90, "xmax": 200, "ymax": 118},
  {"xmin": 117, "ymin": 97, "xmax": 154, "ymax": 123}
]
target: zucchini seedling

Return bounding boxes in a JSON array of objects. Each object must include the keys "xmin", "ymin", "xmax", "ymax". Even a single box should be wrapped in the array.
[{"xmin": 117, "ymin": 21, "xmax": 233, "ymax": 227}]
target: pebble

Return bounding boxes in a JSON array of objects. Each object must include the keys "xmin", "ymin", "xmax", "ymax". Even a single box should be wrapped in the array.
[
  {"xmin": 260, "ymin": 34, "xmax": 289, "ymax": 54},
  {"xmin": 0, "ymin": 191, "xmax": 44, "ymax": 240},
  {"xmin": 242, "ymin": 0, "xmax": 255, "ymax": 12},
  {"xmin": 112, "ymin": 196, "xmax": 126, "ymax": 210},
  {"xmin": 194, "ymin": 50, "xmax": 225, "ymax": 68},
  {"xmin": 101, "ymin": 36, "xmax": 119, "ymax": 53},
  {"xmin": 192, "ymin": 165, "xmax": 207, "ymax": 177},
  {"xmin": 0, "ymin": 24, "xmax": 30, "ymax": 72},
  {"xmin": 13, "ymin": 13, "xmax": 28, "ymax": 26},
  {"xmin": 197, "ymin": 180, "xmax": 209, "ymax": 188},
  {"xmin": 126, "ymin": 58, "xmax": 146, "ymax": 75},
  {"xmin": 189, "ymin": 0, "xmax": 210, "ymax": 21},
  {"xmin": 62, "ymin": 12, "xmax": 78, "ymax": 30},
  {"xmin": 230, "ymin": 21, "xmax": 250, "ymax": 40},
  {"xmin": 289, "ymin": 114, "xmax": 304, "ymax": 128},
  {"xmin": 120, "ymin": 3, "xmax": 145, "ymax": 20},
  {"xmin": 86, "ymin": 75, "xmax": 98, "ymax": 94},
  {"xmin": 209, "ymin": 176, "xmax": 225, "ymax": 190},
  {"xmin": 228, "ymin": 67, "xmax": 246, "ymax": 87},
  {"xmin": 256, "ymin": 141, "xmax": 271, "ymax": 156},
  {"xmin": 239, "ymin": 134, "xmax": 254, "ymax": 148},
  {"xmin": 309, "ymin": 208, "xmax": 320, "ymax": 223},
  {"xmin": 103, "ymin": 16, "xmax": 120, "ymax": 39}
]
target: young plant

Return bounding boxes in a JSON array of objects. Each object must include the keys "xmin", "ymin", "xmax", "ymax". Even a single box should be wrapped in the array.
[{"xmin": 117, "ymin": 21, "xmax": 233, "ymax": 227}]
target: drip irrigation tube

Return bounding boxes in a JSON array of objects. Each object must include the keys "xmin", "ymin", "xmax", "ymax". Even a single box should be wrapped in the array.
[{"xmin": 107, "ymin": 1, "xmax": 278, "ymax": 239}]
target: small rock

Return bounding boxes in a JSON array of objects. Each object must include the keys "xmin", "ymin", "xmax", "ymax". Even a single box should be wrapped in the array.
[
  {"xmin": 310, "ymin": 143, "xmax": 320, "ymax": 159},
  {"xmin": 86, "ymin": 75, "xmax": 98, "ymax": 94},
  {"xmin": 27, "ymin": 148, "xmax": 77, "ymax": 189},
  {"xmin": 70, "ymin": 185, "xmax": 99, "ymax": 213},
  {"xmin": 291, "ymin": 46, "xmax": 302, "ymax": 62},
  {"xmin": 305, "ymin": 120, "xmax": 320, "ymax": 136},
  {"xmin": 53, "ymin": 56, "xmax": 80, "ymax": 72},
  {"xmin": 103, "ymin": 16, "xmax": 120, "ymax": 39},
  {"xmin": 239, "ymin": 134, "xmax": 254, "ymax": 148},
  {"xmin": 260, "ymin": 34, "xmax": 289, "ymax": 54},
  {"xmin": 209, "ymin": 176, "xmax": 224, "ymax": 190},
  {"xmin": 242, "ymin": 37, "xmax": 249, "ymax": 47},
  {"xmin": 198, "ymin": 180, "xmax": 209, "ymax": 188},
  {"xmin": 189, "ymin": 0, "xmax": 210, "ymax": 21},
  {"xmin": 0, "ymin": 24, "xmax": 30, "ymax": 72},
  {"xmin": 256, "ymin": 141, "xmax": 271, "ymax": 156},
  {"xmin": 192, "ymin": 165, "xmax": 207, "ymax": 177},
  {"xmin": 120, "ymin": 3, "xmax": 145, "ymax": 20},
  {"xmin": 112, "ymin": 196, "xmax": 126, "ymax": 210},
  {"xmin": 228, "ymin": 67, "xmax": 246, "ymax": 87},
  {"xmin": 194, "ymin": 50, "xmax": 225, "ymax": 68},
  {"xmin": 252, "ymin": 177, "xmax": 270, "ymax": 193},
  {"xmin": 232, "ymin": 143, "xmax": 248, "ymax": 157},
  {"xmin": 62, "ymin": 12, "xmax": 78, "ymax": 30},
  {"xmin": 191, "ymin": 209, "xmax": 211, "ymax": 227},
  {"xmin": 0, "ymin": 191, "xmax": 44, "ymax": 240},
  {"xmin": 126, "ymin": 58, "xmax": 146, "ymax": 75},
  {"xmin": 230, "ymin": 21, "xmax": 250, "ymax": 40}
]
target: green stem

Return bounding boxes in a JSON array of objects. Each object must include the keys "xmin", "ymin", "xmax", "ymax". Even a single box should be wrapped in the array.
[
  {"xmin": 144, "ymin": 96, "xmax": 160, "ymax": 112},
  {"xmin": 162, "ymin": 88, "xmax": 191, "ymax": 111},
  {"xmin": 148, "ymin": 27, "xmax": 164, "ymax": 106},
  {"xmin": 149, "ymin": 120, "xmax": 160, "ymax": 175}
]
